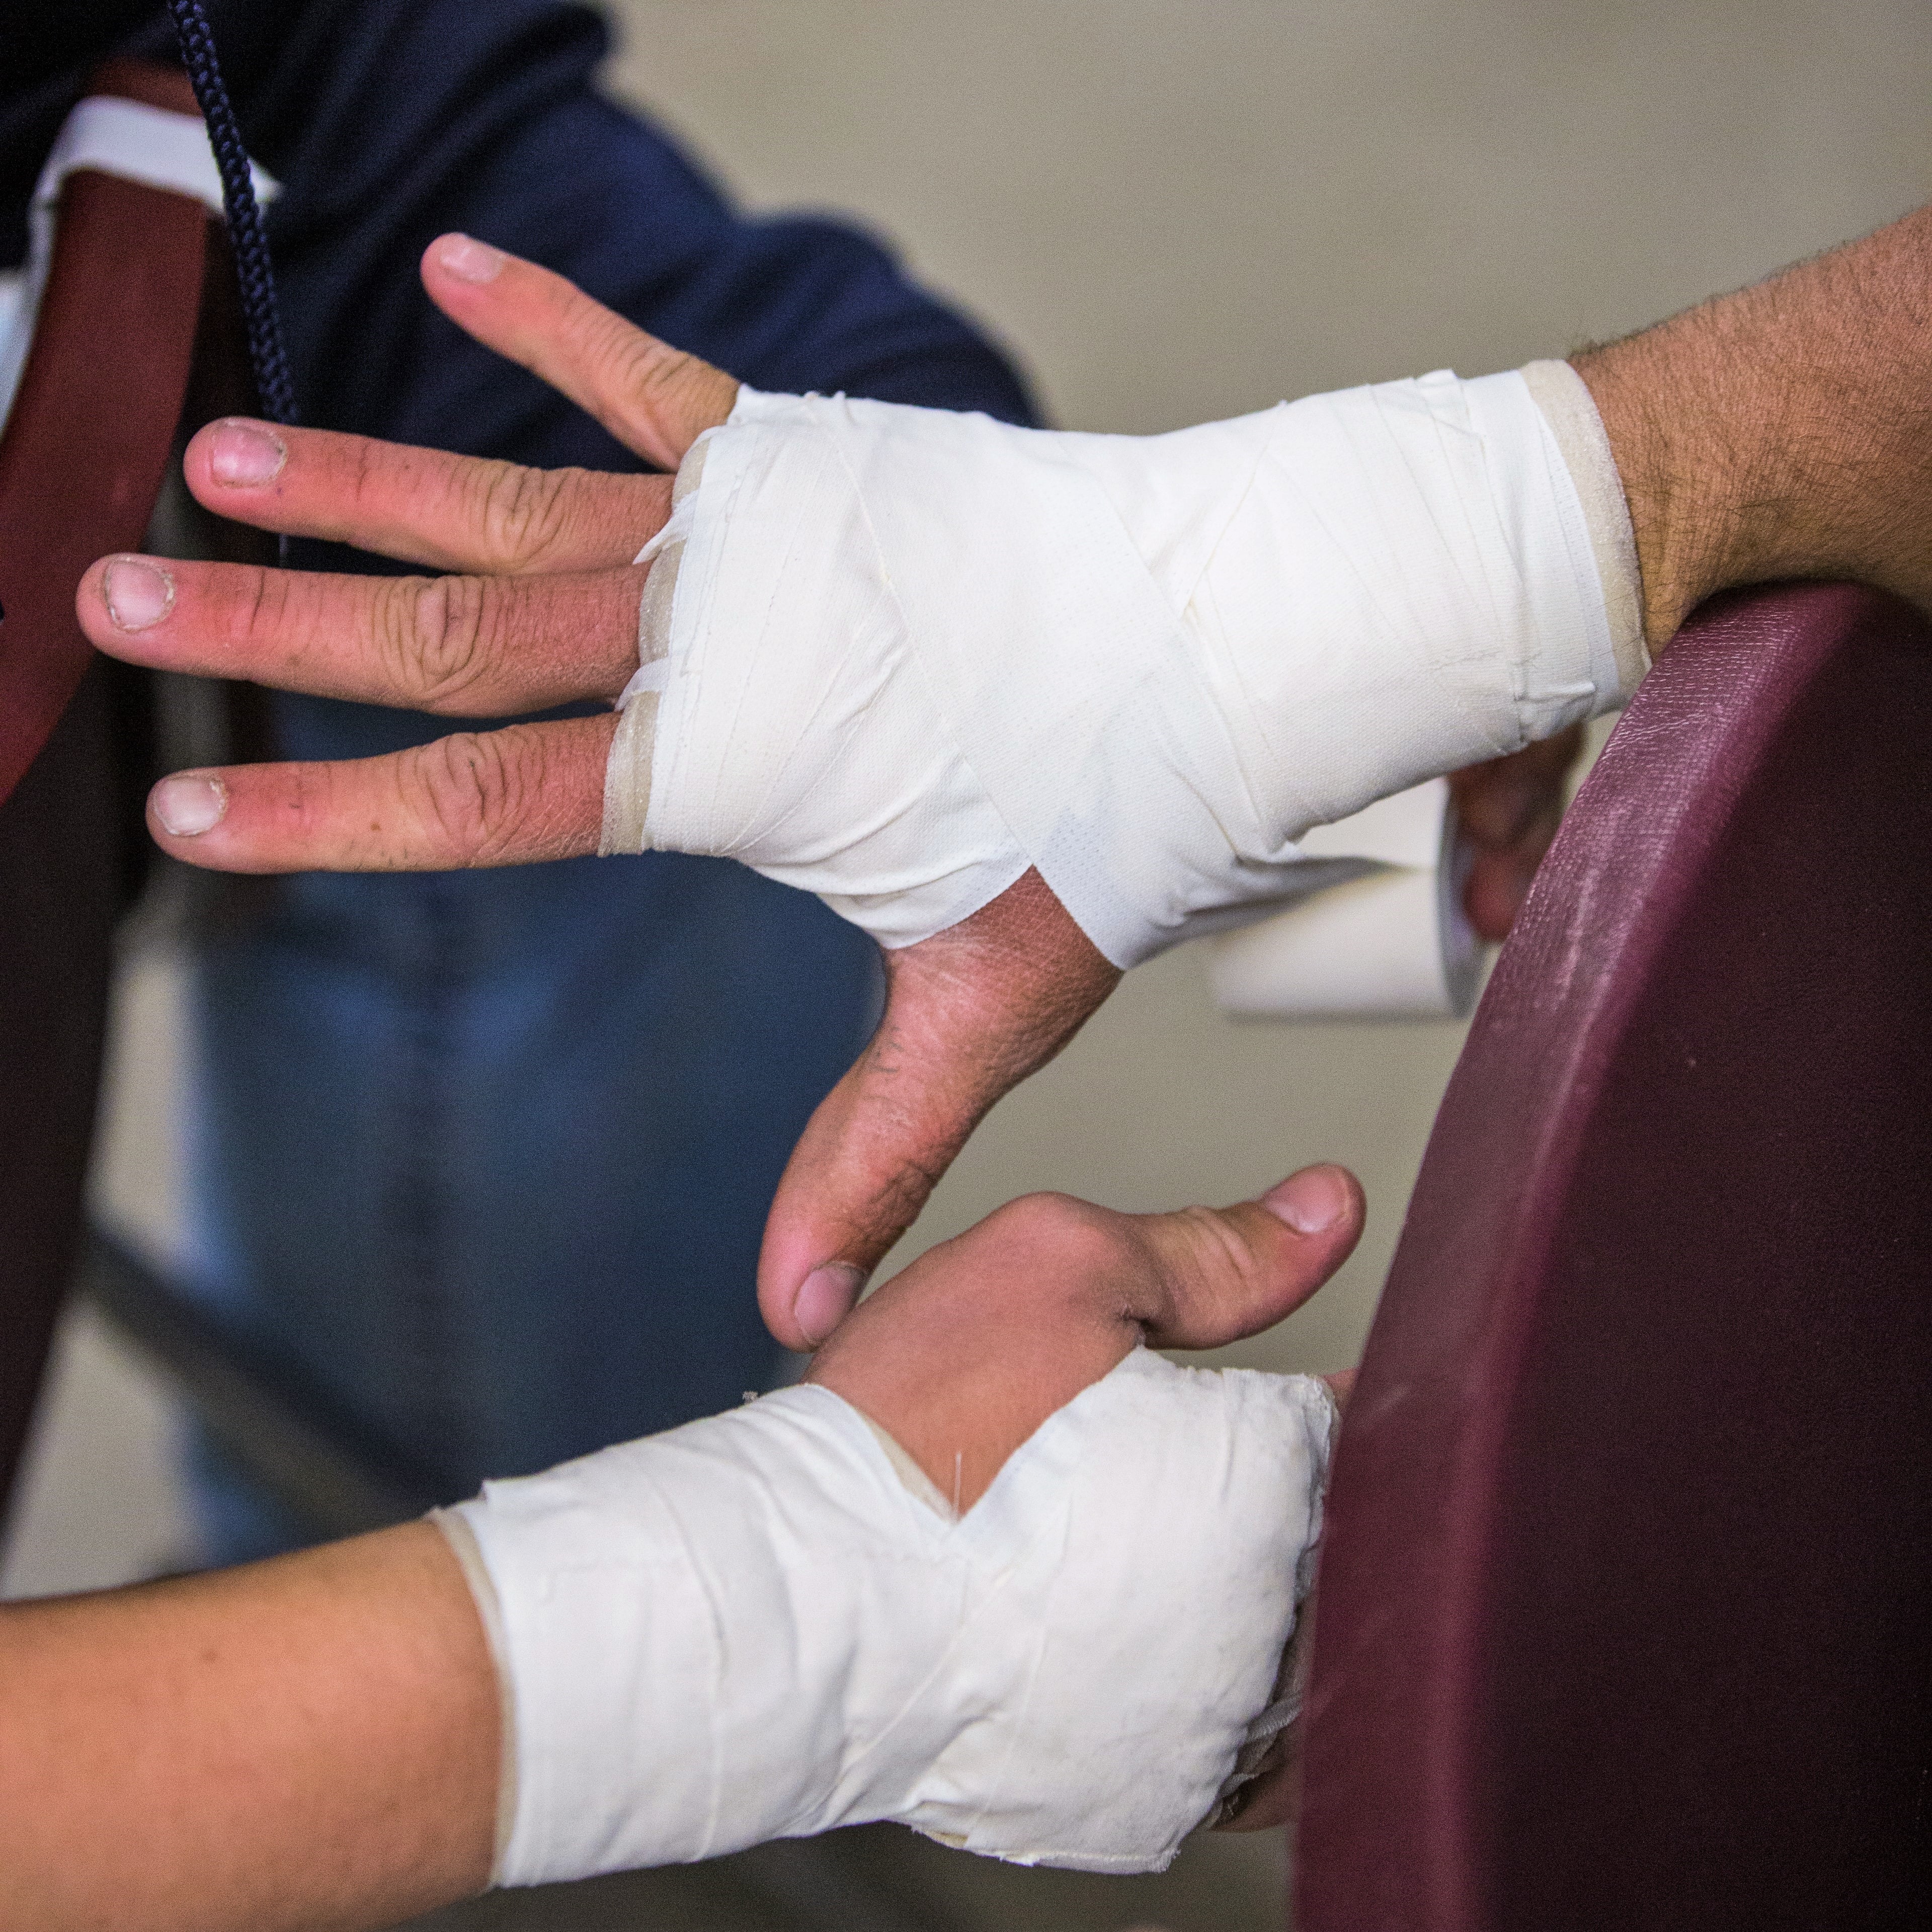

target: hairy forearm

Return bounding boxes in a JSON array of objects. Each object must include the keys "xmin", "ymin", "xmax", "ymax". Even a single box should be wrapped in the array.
[
  {"xmin": 1576, "ymin": 202, "xmax": 1932, "ymax": 650},
  {"xmin": 0, "ymin": 1522, "xmax": 496, "ymax": 1932}
]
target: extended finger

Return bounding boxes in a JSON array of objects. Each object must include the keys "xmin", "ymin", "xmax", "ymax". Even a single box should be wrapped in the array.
[
  {"xmin": 421, "ymin": 235, "xmax": 740, "ymax": 472},
  {"xmin": 181, "ymin": 418, "xmax": 672, "ymax": 577},
  {"xmin": 758, "ymin": 869, "xmax": 1123, "ymax": 1351},
  {"xmin": 79, "ymin": 553, "xmax": 645, "ymax": 715},
  {"xmin": 1449, "ymin": 723, "xmax": 1585, "ymax": 941},
  {"xmin": 143, "ymin": 714, "xmax": 615, "ymax": 873}
]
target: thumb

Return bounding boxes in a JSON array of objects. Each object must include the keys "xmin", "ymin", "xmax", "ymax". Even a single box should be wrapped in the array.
[
  {"xmin": 1448, "ymin": 722, "xmax": 1584, "ymax": 942},
  {"xmin": 1124, "ymin": 1165, "xmax": 1365, "ymax": 1351},
  {"xmin": 420, "ymin": 234, "xmax": 740, "ymax": 472},
  {"xmin": 803, "ymin": 1166, "xmax": 1362, "ymax": 1510},
  {"xmin": 758, "ymin": 869, "xmax": 1121, "ymax": 1350}
]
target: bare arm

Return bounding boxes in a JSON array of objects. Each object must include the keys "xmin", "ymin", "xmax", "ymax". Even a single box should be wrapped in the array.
[
  {"xmin": 1577, "ymin": 203, "xmax": 1932, "ymax": 651},
  {"xmin": 0, "ymin": 1522, "xmax": 498, "ymax": 1932}
]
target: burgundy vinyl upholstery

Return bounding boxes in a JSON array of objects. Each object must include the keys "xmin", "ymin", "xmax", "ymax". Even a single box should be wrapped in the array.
[{"xmin": 1297, "ymin": 584, "xmax": 1932, "ymax": 1931}]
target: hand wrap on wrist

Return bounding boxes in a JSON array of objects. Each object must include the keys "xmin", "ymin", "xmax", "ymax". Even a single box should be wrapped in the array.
[{"xmin": 439, "ymin": 1349, "xmax": 1337, "ymax": 1883}]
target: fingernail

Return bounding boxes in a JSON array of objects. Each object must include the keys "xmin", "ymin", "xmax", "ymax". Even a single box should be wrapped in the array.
[
  {"xmin": 207, "ymin": 419, "xmax": 286, "ymax": 487},
  {"xmin": 436, "ymin": 232, "xmax": 505, "ymax": 284},
  {"xmin": 102, "ymin": 556, "xmax": 174, "ymax": 631},
  {"xmin": 1265, "ymin": 1166, "xmax": 1351, "ymax": 1235},
  {"xmin": 152, "ymin": 773, "xmax": 227, "ymax": 837},
  {"xmin": 793, "ymin": 1263, "xmax": 863, "ymax": 1348}
]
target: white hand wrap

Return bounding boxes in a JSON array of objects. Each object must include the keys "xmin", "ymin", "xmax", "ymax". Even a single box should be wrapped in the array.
[
  {"xmin": 440, "ymin": 1349, "xmax": 1336, "ymax": 1882},
  {"xmin": 602, "ymin": 359, "xmax": 1642, "ymax": 968}
]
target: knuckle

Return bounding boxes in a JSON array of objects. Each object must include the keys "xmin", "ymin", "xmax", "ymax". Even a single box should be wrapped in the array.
[
  {"xmin": 611, "ymin": 325, "xmax": 707, "ymax": 414},
  {"xmin": 232, "ymin": 564, "xmax": 293, "ymax": 649},
  {"xmin": 1168, "ymin": 1203, "xmax": 1261, "ymax": 1277},
  {"xmin": 987, "ymin": 1191, "xmax": 1124, "ymax": 1274},
  {"xmin": 348, "ymin": 435, "xmax": 385, "ymax": 516},
  {"xmin": 471, "ymin": 460, "xmax": 577, "ymax": 571},
  {"xmin": 571, "ymin": 301, "xmax": 648, "ymax": 389},
  {"xmin": 410, "ymin": 731, "xmax": 535, "ymax": 862},
  {"xmin": 1128, "ymin": 1205, "xmax": 1266, "ymax": 1331},
  {"xmin": 396, "ymin": 575, "xmax": 496, "ymax": 709}
]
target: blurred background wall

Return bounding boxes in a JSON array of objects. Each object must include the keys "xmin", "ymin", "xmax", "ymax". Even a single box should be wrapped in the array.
[{"xmin": 4, "ymin": 1, "xmax": 1930, "ymax": 1920}]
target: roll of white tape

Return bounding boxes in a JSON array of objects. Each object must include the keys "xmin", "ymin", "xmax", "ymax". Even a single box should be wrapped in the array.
[{"xmin": 1208, "ymin": 779, "xmax": 1480, "ymax": 1021}]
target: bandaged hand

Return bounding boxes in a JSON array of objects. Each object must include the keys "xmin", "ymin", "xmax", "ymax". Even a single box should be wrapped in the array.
[
  {"xmin": 0, "ymin": 1162, "xmax": 1361, "ymax": 1931},
  {"xmin": 78, "ymin": 236, "xmax": 1595, "ymax": 1347},
  {"xmin": 443, "ymin": 1162, "xmax": 1362, "ymax": 1883}
]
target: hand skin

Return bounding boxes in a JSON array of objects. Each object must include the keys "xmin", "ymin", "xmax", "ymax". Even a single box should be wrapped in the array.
[
  {"xmin": 1450, "ymin": 724, "xmax": 1583, "ymax": 940},
  {"xmin": 0, "ymin": 1164, "xmax": 1361, "ymax": 1932},
  {"xmin": 108, "ymin": 194, "xmax": 1924, "ymax": 1343}
]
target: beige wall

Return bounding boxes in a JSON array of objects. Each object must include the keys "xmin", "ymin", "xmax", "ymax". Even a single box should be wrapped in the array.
[{"xmin": 605, "ymin": 0, "xmax": 1932, "ymax": 1375}]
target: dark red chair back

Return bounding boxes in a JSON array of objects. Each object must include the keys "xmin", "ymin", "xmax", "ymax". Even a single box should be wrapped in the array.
[
  {"xmin": 0, "ymin": 62, "xmax": 229, "ymax": 1510},
  {"xmin": 1298, "ymin": 583, "xmax": 1932, "ymax": 1930}
]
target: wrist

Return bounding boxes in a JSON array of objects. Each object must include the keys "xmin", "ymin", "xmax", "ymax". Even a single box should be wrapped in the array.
[
  {"xmin": 445, "ymin": 1357, "xmax": 1333, "ymax": 1883},
  {"xmin": 1572, "ymin": 312, "xmax": 1787, "ymax": 650},
  {"xmin": 1574, "ymin": 204, "xmax": 1932, "ymax": 649}
]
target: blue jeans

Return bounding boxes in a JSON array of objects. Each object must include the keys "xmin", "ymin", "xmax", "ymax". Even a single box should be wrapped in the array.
[{"xmin": 183, "ymin": 812, "xmax": 880, "ymax": 1558}]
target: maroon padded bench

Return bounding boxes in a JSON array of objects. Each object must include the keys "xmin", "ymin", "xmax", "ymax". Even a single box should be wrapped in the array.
[{"xmin": 1299, "ymin": 583, "xmax": 1932, "ymax": 1930}]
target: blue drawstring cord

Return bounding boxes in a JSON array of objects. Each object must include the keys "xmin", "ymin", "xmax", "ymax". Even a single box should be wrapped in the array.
[{"xmin": 166, "ymin": 0, "xmax": 297, "ymax": 430}]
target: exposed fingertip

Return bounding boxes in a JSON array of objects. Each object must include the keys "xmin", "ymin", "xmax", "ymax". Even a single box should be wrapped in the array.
[
  {"xmin": 1263, "ymin": 1165, "xmax": 1356, "ymax": 1236},
  {"xmin": 151, "ymin": 772, "xmax": 227, "ymax": 837},
  {"xmin": 1464, "ymin": 854, "xmax": 1532, "ymax": 941},
  {"xmin": 432, "ymin": 232, "xmax": 506, "ymax": 285},
  {"xmin": 793, "ymin": 1263, "xmax": 864, "ymax": 1349}
]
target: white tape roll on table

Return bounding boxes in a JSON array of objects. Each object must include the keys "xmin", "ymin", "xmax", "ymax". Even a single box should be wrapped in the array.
[
  {"xmin": 1209, "ymin": 778, "xmax": 1480, "ymax": 1021},
  {"xmin": 603, "ymin": 359, "xmax": 1644, "ymax": 973},
  {"xmin": 439, "ymin": 1350, "xmax": 1337, "ymax": 1885}
]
